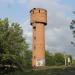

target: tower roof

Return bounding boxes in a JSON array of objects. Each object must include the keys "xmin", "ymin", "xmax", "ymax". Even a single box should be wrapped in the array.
[
  {"xmin": 30, "ymin": 8, "xmax": 47, "ymax": 25},
  {"xmin": 30, "ymin": 8, "xmax": 47, "ymax": 13}
]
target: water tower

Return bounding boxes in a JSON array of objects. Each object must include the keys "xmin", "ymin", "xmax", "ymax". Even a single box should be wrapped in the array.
[{"xmin": 30, "ymin": 8, "xmax": 47, "ymax": 67}]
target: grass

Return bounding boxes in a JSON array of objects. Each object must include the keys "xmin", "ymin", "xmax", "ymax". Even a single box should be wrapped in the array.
[{"xmin": 5, "ymin": 66, "xmax": 75, "ymax": 75}]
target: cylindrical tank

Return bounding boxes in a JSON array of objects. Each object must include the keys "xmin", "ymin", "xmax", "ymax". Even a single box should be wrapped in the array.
[
  {"xmin": 30, "ymin": 8, "xmax": 47, "ymax": 67},
  {"xmin": 30, "ymin": 8, "xmax": 47, "ymax": 25}
]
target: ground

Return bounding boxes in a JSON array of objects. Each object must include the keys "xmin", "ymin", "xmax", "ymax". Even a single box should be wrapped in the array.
[{"xmin": 6, "ymin": 66, "xmax": 75, "ymax": 75}]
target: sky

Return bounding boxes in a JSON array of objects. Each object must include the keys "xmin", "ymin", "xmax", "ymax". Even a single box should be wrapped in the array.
[{"xmin": 0, "ymin": 0, "xmax": 75, "ymax": 58}]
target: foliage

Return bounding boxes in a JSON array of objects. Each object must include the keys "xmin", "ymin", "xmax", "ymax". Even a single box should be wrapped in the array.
[
  {"xmin": 45, "ymin": 51, "xmax": 66, "ymax": 66},
  {"xmin": 45, "ymin": 51, "xmax": 55, "ymax": 66},
  {"xmin": 0, "ymin": 18, "xmax": 30, "ymax": 73},
  {"xmin": 54, "ymin": 53, "xmax": 65, "ymax": 66},
  {"xmin": 6, "ymin": 66, "xmax": 75, "ymax": 75},
  {"xmin": 70, "ymin": 14, "xmax": 75, "ymax": 44}
]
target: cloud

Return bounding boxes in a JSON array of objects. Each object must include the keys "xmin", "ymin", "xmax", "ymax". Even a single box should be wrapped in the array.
[
  {"xmin": 0, "ymin": 0, "xmax": 15, "ymax": 4},
  {"xmin": 0, "ymin": 0, "xmax": 74, "ymax": 57},
  {"xmin": 18, "ymin": 0, "xmax": 27, "ymax": 4},
  {"xmin": 22, "ymin": 0, "xmax": 75, "ymax": 57},
  {"xmin": 0, "ymin": 0, "xmax": 27, "ymax": 5},
  {"xmin": 4, "ymin": 0, "xmax": 72, "ymax": 57},
  {"xmin": 21, "ymin": 15, "xmax": 32, "ymax": 44}
]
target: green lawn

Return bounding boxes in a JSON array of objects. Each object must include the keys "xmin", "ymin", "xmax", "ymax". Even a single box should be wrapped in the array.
[{"xmin": 6, "ymin": 66, "xmax": 75, "ymax": 75}]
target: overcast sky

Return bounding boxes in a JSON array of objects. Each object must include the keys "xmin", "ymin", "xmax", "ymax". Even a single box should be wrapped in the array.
[{"xmin": 0, "ymin": 0, "xmax": 75, "ymax": 58}]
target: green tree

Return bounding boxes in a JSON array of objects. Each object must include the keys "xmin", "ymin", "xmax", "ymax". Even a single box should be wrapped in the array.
[
  {"xmin": 0, "ymin": 18, "xmax": 9, "ymax": 62},
  {"xmin": 70, "ymin": 13, "xmax": 75, "ymax": 45},
  {"xmin": 0, "ymin": 18, "xmax": 30, "ymax": 72},
  {"xmin": 45, "ymin": 51, "xmax": 55, "ymax": 66},
  {"xmin": 54, "ymin": 53, "xmax": 65, "ymax": 66},
  {"xmin": 24, "ymin": 50, "xmax": 32, "ymax": 67}
]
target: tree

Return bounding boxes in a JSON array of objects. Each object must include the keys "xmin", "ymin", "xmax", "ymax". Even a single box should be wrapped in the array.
[
  {"xmin": 24, "ymin": 50, "xmax": 32, "ymax": 67},
  {"xmin": 45, "ymin": 51, "xmax": 55, "ymax": 66},
  {"xmin": 45, "ymin": 51, "xmax": 67, "ymax": 66},
  {"xmin": 0, "ymin": 18, "xmax": 9, "ymax": 62},
  {"xmin": 54, "ymin": 53, "xmax": 65, "ymax": 66},
  {"xmin": 70, "ymin": 12, "xmax": 75, "ymax": 45},
  {"xmin": 0, "ymin": 18, "xmax": 30, "ymax": 72}
]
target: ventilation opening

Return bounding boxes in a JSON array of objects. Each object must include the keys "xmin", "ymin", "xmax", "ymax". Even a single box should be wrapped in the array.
[
  {"xmin": 34, "ymin": 46, "xmax": 36, "ymax": 50},
  {"xmin": 33, "ymin": 11, "xmax": 34, "ymax": 14},
  {"xmin": 33, "ymin": 26, "xmax": 36, "ymax": 31},
  {"xmin": 34, "ymin": 56, "xmax": 36, "ymax": 59},
  {"xmin": 39, "ymin": 10, "xmax": 40, "ymax": 13},
  {"xmin": 34, "ymin": 36, "xmax": 36, "ymax": 40},
  {"xmin": 33, "ymin": 26, "xmax": 36, "ymax": 29}
]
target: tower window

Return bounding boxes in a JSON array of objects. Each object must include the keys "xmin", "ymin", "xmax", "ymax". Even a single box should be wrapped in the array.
[
  {"xmin": 34, "ymin": 46, "xmax": 36, "ymax": 50},
  {"xmin": 39, "ymin": 10, "xmax": 40, "ymax": 13},
  {"xmin": 33, "ymin": 26, "xmax": 36, "ymax": 31},
  {"xmin": 33, "ymin": 26, "xmax": 36, "ymax": 29},
  {"xmin": 34, "ymin": 36, "xmax": 36, "ymax": 40},
  {"xmin": 34, "ymin": 56, "xmax": 36, "ymax": 59}
]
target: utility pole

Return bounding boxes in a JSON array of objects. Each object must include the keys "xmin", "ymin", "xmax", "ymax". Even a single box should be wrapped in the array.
[{"xmin": 64, "ymin": 51, "xmax": 67, "ymax": 66}]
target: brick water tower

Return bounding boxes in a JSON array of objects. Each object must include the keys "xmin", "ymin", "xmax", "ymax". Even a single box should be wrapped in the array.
[{"xmin": 30, "ymin": 8, "xmax": 47, "ymax": 67}]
